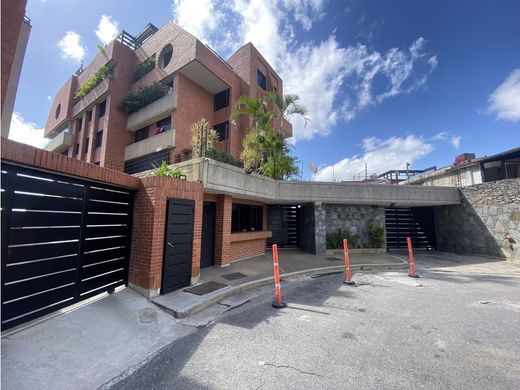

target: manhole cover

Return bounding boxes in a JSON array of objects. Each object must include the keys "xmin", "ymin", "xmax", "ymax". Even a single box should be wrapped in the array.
[
  {"xmin": 184, "ymin": 281, "xmax": 228, "ymax": 296},
  {"xmin": 221, "ymin": 272, "xmax": 248, "ymax": 281}
]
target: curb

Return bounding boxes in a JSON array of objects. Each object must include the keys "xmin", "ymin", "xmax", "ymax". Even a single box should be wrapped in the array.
[{"xmin": 155, "ymin": 262, "xmax": 407, "ymax": 319}]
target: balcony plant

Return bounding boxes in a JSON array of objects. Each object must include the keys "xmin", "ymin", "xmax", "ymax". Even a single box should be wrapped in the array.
[
  {"xmin": 191, "ymin": 119, "xmax": 218, "ymax": 158},
  {"xmin": 118, "ymin": 82, "xmax": 168, "ymax": 115},
  {"xmin": 132, "ymin": 56, "xmax": 155, "ymax": 82},
  {"xmin": 151, "ymin": 161, "xmax": 184, "ymax": 179},
  {"xmin": 74, "ymin": 65, "xmax": 111, "ymax": 100}
]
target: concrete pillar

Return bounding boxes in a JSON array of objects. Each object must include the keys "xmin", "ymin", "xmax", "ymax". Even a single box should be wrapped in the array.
[
  {"xmin": 214, "ymin": 194, "xmax": 232, "ymax": 266},
  {"xmin": 314, "ymin": 201, "xmax": 326, "ymax": 255}
]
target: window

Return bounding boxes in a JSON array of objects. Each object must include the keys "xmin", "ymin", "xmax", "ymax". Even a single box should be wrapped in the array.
[
  {"xmin": 135, "ymin": 127, "xmax": 149, "ymax": 142},
  {"xmin": 84, "ymin": 138, "xmax": 89, "ymax": 153},
  {"xmin": 257, "ymin": 69, "xmax": 266, "ymax": 90},
  {"xmin": 61, "ymin": 149, "xmax": 68, "ymax": 156},
  {"xmin": 160, "ymin": 44, "xmax": 173, "ymax": 69},
  {"xmin": 155, "ymin": 116, "xmax": 171, "ymax": 134},
  {"xmin": 76, "ymin": 118, "xmax": 82, "ymax": 132},
  {"xmin": 55, "ymin": 104, "xmax": 61, "ymax": 119},
  {"xmin": 213, "ymin": 121, "xmax": 229, "ymax": 141},
  {"xmin": 164, "ymin": 79, "xmax": 173, "ymax": 95},
  {"xmin": 98, "ymin": 100, "xmax": 106, "ymax": 118},
  {"xmin": 232, "ymin": 204, "xmax": 263, "ymax": 232},
  {"xmin": 214, "ymin": 89, "xmax": 230, "ymax": 111},
  {"xmin": 86, "ymin": 110, "xmax": 92, "ymax": 122},
  {"xmin": 74, "ymin": 143, "xmax": 80, "ymax": 155},
  {"xmin": 94, "ymin": 161, "xmax": 100, "ymax": 166},
  {"xmin": 95, "ymin": 130, "xmax": 103, "ymax": 148}
]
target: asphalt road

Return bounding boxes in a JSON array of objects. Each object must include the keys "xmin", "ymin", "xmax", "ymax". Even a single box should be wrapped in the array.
[{"xmin": 112, "ymin": 260, "xmax": 520, "ymax": 389}]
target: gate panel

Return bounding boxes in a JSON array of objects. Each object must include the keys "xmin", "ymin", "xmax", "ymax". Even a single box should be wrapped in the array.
[
  {"xmin": 162, "ymin": 198, "xmax": 194, "ymax": 294},
  {"xmin": 385, "ymin": 207, "xmax": 436, "ymax": 250},
  {"xmin": 1, "ymin": 163, "xmax": 134, "ymax": 330}
]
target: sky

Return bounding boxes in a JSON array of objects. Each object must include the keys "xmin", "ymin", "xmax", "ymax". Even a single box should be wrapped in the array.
[{"xmin": 10, "ymin": 0, "xmax": 520, "ymax": 181}]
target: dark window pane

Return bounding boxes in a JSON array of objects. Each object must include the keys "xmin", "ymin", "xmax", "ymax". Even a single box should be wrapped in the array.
[
  {"xmin": 135, "ymin": 127, "xmax": 149, "ymax": 142},
  {"xmin": 61, "ymin": 149, "xmax": 69, "ymax": 156},
  {"xmin": 213, "ymin": 121, "xmax": 228, "ymax": 141},
  {"xmin": 155, "ymin": 116, "xmax": 171, "ymax": 134},
  {"xmin": 257, "ymin": 70, "xmax": 266, "ymax": 90},
  {"xmin": 95, "ymin": 130, "xmax": 103, "ymax": 148},
  {"xmin": 214, "ymin": 89, "xmax": 229, "ymax": 111},
  {"xmin": 75, "ymin": 143, "xmax": 80, "ymax": 155},
  {"xmin": 76, "ymin": 118, "xmax": 83, "ymax": 132},
  {"xmin": 84, "ymin": 138, "xmax": 89, "ymax": 153},
  {"xmin": 86, "ymin": 111, "xmax": 92, "ymax": 122},
  {"xmin": 98, "ymin": 101, "xmax": 106, "ymax": 118},
  {"xmin": 231, "ymin": 204, "xmax": 263, "ymax": 233}
]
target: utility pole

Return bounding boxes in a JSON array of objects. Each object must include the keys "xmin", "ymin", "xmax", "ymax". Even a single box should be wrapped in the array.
[{"xmin": 406, "ymin": 162, "xmax": 410, "ymax": 179}]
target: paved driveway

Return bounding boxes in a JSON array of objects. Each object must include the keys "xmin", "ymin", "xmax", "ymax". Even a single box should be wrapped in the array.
[{"xmin": 113, "ymin": 254, "xmax": 520, "ymax": 389}]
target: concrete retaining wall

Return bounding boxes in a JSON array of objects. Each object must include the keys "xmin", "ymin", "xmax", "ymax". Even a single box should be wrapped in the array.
[{"xmin": 435, "ymin": 178, "xmax": 520, "ymax": 260}]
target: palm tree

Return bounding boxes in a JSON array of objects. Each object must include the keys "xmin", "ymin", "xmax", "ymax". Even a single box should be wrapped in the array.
[
  {"xmin": 230, "ymin": 95, "xmax": 274, "ymax": 133},
  {"xmin": 268, "ymin": 92, "xmax": 310, "ymax": 129}
]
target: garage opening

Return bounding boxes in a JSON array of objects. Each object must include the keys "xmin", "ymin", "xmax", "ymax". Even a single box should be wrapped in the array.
[
  {"xmin": 267, "ymin": 205, "xmax": 299, "ymax": 248},
  {"xmin": 385, "ymin": 207, "xmax": 436, "ymax": 251}
]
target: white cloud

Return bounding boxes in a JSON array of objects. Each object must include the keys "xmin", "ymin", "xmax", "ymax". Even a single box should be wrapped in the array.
[
  {"xmin": 171, "ymin": 0, "xmax": 437, "ymax": 142},
  {"xmin": 488, "ymin": 69, "xmax": 520, "ymax": 121},
  {"xmin": 313, "ymin": 135, "xmax": 433, "ymax": 181},
  {"xmin": 431, "ymin": 131, "xmax": 448, "ymax": 141},
  {"xmin": 58, "ymin": 31, "xmax": 86, "ymax": 63},
  {"xmin": 8, "ymin": 113, "xmax": 49, "ymax": 149},
  {"xmin": 46, "ymin": 95, "xmax": 52, "ymax": 103},
  {"xmin": 450, "ymin": 135, "xmax": 461, "ymax": 149},
  {"xmin": 95, "ymin": 15, "xmax": 120, "ymax": 45}
]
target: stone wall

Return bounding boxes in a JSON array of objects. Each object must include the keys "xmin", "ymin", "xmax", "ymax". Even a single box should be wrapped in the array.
[
  {"xmin": 435, "ymin": 178, "xmax": 520, "ymax": 260},
  {"xmin": 313, "ymin": 203, "xmax": 386, "ymax": 254}
]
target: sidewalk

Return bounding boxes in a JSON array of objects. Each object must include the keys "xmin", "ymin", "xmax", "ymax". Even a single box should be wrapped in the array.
[{"xmin": 151, "ymin": 248, "xmax": 407, "ymax": 319}]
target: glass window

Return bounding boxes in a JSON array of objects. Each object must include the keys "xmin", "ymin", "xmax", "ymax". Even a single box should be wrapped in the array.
[
  {"xmin": 95, "ymin": 130, "xmax": 103, "ymax": 148},
  {"xmin": 232, "ymin": 204, "xmax": 263, "ymax": 232},
  {"xmin": 213, "ymin": 121, "xmax": 229, "ymax": 141},
  {"xmin": 74, "ymin": 143, "xmax": 80, "ymax": 155},
  {"xmin": 160, "ymin": 44, "xmax": 173, "ymax": 69},
  {"xmin": 98, "ymin": 100, "xmax": 106, "ymax": 118},
  {"xmin": 214, "ymin": 89, "xmax": 230, "ymax": 111},
  {"xmin": 76, "ymin": 118, "xmax": 83, "ymax": 132},
  {"xmin": 86, "ymin": 110, "xmax": 92, "ymax": 122},
  {"xmin": 84, "ymin": 137, "xmax": 89, "ymax": 153},
  {"xmin": 61, "ymin": 149, "xmax": 68, "ymax": 156},
  {"xmin": 155, "ymin": 116, "xmax": 171, "ymax": 134},
  {"xmin": 257, "ymin": 70, "xmax": 267, "ymax": 90},
  {"xmin": 134, "ymin": 126, "xmax": 149, "ymax": 142}
]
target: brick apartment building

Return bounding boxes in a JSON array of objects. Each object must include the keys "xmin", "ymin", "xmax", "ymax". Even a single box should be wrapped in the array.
[{"xmin": 44, "ymin": 21, "xmax": 292, "ymax": 173}]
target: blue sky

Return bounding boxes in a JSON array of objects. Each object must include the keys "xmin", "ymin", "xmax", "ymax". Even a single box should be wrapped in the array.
[{"xmin": 11, "ymin": 0, "xmax": 520, "ymax": 181}]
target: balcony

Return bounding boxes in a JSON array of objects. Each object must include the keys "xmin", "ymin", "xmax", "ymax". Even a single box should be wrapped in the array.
[
  {"xmin": 44, "ymin": 131, "xmax": 73, "ymax": 154},
  {"xmin": 127, "ymin": 92, "xmax": 177, "ymax": 132},
  {"xmin": 124, "ymin": 129, "xmax": 175, "ymax": 161}
]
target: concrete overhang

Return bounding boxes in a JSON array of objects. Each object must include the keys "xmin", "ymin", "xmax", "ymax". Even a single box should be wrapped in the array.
[
  {"xmin": 179, "ymin": 60, "xmax": 228, "ymax": 94},
  {"xmin": 174, "ymin": 159, "xmax": 462, "ymax": 206},
  {"xmin": 124, "ymin": 129, "xmax": 175, "ymax": 161},
  {"xmin": 127, "ymin": 91, "xmax": 177, "ymax": 132},
  {"xmin": 44, "ymin": 131, "xmax": 73, "ymax": 154}
]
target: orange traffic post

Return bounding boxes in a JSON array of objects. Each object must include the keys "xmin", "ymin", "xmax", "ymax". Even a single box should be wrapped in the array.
[
  {"xmin": 271, "ymin": 244, "xmax": 287, "ymax": 309},
  {"xmin": 343, "ymin": 239, "xmax": 355, "ymax": 285},
  {"xmin": 406, "ymin": 237, "xmax": 419, "ymax": 278}
]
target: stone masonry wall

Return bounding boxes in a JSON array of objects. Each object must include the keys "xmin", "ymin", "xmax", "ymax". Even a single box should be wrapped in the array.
[{"xmin": 435, "ymin": 178, "xmax": 520, "ymax": 260}]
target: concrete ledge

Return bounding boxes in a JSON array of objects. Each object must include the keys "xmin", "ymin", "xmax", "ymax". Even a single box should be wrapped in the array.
[{"xmin": 230, "ymin": 231, "xmax": 272, "ymax": 242}]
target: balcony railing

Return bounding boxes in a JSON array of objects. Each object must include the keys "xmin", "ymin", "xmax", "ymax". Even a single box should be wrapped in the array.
[
  {"xmin": 126, "ymin": 91, "xmax": 177, "ymax": 131},
  {"xmin": 44, "ymin": 131, "xmax": 72, "ymax": 154},
  {"xmin": 124, "ymin": 129, "xmax": 175, "ymax": 161}
]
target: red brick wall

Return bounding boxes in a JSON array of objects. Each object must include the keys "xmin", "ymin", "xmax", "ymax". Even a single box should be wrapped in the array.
[
  {"xmin": 229, "ymin": 239, "xmax": 267, "ymax": 262},
  {"xmin": 129, "ymin": 176, "xmax": 204, "ymax": 292}
]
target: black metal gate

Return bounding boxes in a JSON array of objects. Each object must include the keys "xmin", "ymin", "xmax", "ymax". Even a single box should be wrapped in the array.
[
  {"xmin": 385, "ymin": 207, "xmax": 436, "ymax": 250},
  {"xmin": 1, "ymin": 163, "xmax": 134, "ymax": 330},
  {"xmin": 200, "ymin": 202, "xmax": 215, "ymax": 269},
  {"xmin": 267, "ymin": 205, "xmax": 299, "ymax": 247},
  {"xmin": 162, "ymin": 198, "xmax": 194, "ymax": 294}
]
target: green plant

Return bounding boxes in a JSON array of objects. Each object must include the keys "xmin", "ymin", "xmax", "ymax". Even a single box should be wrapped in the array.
[
  {"xmin": 365, "ymin": 219, "xmax": 385, "ymax": 248},
  {"xmin": 191, "ymin": 119, "xmax": 219, "ymax": 158},
  {"xmin": 74, "ymin": 65, "xmax": 111, "ymax": 100},
  {"xmin": 326, "ymin": 228, "xmax": 361, "ymax": 249},
  {"xmin": 118, "ymin": 82, "xmax": 168, "ymax": 114},
  {"xmin": 132, "ymin": 56, "xmax": 155, "ymax": 82},
  {"xmin": 205, "ymin": 148, "xmax": 239, "ymax": 166},
  {"xmin": 151, "ymin": 161, "xmax": 184, "ymax": 179}
]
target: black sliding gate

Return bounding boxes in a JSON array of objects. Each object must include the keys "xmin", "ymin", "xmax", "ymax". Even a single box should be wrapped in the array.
[
  {"xmin": 385, "ymin": 207, "xmax": 436, "ymax": 250},
  {"xmin": 1, "ymin": 163, "xmax": 134, "ymax": 330},
  {"xmin": 267, "ymin": 205, "xmax": 299, "ymax": 248}
]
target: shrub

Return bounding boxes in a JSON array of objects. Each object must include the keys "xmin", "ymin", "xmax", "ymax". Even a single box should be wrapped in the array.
[
  {"xmin": 206, "ymin": 148, "xmax": 239, "ymax": 166},
  {"xmin": 118, "ymin": 82, "xmax": 168, "ymax": 114},
  {"xmin": 74, "ymin": 65, "xmax": 111, "ymax": 100},
  {"xmin": 326, "ymin": 228, "xmax": 361, "ymax": 249},
  {"xmin": 365, "ymin": 219, "xmax": 385, "ymax": 248},
  {"xmin": 132, "ymin": 56, "xmax": 155, "ymax": 82},
  {"xmin": 151, "ymin": 161, "xmax": 184, "ymax": 179}
]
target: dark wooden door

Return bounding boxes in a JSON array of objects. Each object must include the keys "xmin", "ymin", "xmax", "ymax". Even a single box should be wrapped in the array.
[
  {"xmin": 162, "ymin": 199, "xmax": 194, "ymax": 294},
  {"xmin": 200, "ymin": 202, "xmax": 216, "ymax": 268}
]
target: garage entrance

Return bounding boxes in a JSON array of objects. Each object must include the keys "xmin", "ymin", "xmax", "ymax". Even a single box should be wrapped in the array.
[
  {"xmin": 266, "ymin": 205, "xmax": 299, "ymax": 248},
  {"xmin": 385, "ymin": 207, "xmax": 436, "ymax": 250},
  {"xmin": 162, "ymin": 198, "xmax": 194, "ymax": 294}
]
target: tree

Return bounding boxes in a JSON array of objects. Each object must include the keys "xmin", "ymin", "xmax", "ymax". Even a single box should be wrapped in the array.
[
  {"xmin": 191, "ymin": 119, "xmax": 219, "ymax": 158},
  {"xmin": 268, "ymin": 92, "xmax": 310, "ymax": 127}
]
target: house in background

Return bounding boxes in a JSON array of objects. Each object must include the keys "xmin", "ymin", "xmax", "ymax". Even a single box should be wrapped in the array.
[
  {"xmin": 400, "ymin": 147, "xmax": 520, "ymax": 187},
  {"xmin": 44, "ymin": 21, "xmax": 291, "ymax": 173},
  {"xmin": 1, "ymin": 0, "xmax": 31, "ymax": 138}
]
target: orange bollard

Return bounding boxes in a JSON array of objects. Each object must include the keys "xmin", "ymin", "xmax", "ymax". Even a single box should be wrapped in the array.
[
  {"xmin": 343, "ymin": 239, "xmax": 355, "ymax": 285},
  {"xmin": 406, "ymin": 237, "xmax": 419, "ymax": 278},
  {"xmin": 271, "ymin": 244, "xmax": 287, "ymax": 308}
]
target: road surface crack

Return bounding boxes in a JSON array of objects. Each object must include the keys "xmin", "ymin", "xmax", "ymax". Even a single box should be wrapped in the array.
[{"xmin": 260, "ymin": 362, "xmax": 321, "ymax": 377}]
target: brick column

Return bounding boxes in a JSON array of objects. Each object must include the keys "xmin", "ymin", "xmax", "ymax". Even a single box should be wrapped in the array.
[{"xmin": 215, "ymin": 194, "xmax": 232, "ymax": 266}]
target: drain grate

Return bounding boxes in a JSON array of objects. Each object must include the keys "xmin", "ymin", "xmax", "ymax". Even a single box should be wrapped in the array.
[
  {"xmin": 184, "ymin": 281, "xmax": 228, "ymax": 296},
  {"xmin": 220, "ymin": 272, "xmax": 248, "ymax": 281},
  {"xmin": 325, "ymin": 256, "xmax": 341, "ymax": 261}
]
